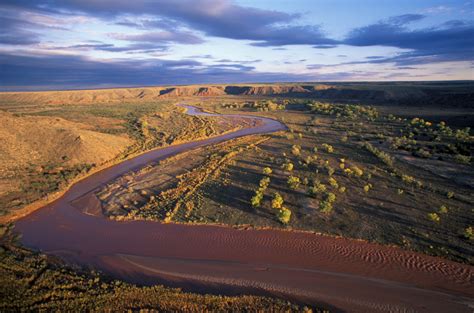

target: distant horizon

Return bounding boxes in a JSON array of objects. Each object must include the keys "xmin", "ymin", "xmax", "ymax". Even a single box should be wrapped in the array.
[
  {"xmin": 2, "ymin": 79, "xmax": 474, "ymax": 93},
  {"xmin": 1, "ymin": 0, "xmax": 473, "ymax": 90}
]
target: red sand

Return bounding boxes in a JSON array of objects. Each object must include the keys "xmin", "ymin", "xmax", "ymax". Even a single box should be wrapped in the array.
[{"xmin": 15, "ymin": 106, "xmax": 474, "ymax": 313}]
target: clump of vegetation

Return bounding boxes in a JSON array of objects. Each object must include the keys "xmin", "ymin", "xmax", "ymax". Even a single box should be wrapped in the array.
[
  {"xmin": 362, "ymin": 142, "xmax": 393, "ymax": 167},
  {"xmin": 291, "ymin": 145, "xmax": 301, "ymax": 156},
  {"xmin": 308, "ymin": 181, "xmax": 327, "ymax": 195},
  {"xmin": 438, "ymin": 205, "xmax": 448, "ymax": 214},
  {"xmin": 328, "ymin": 177, "xmax": 338, "ymax": 188},
  {"xmin": 287, "ymin": 176, "xmax": 301, "ymax": 190},
  {"xmin": 363, "ymin": 183, "xmax": 373, "ymax": 193},
  {"xmin": 428, "ymin": 212, "xmax": 441, "ymax": 223},
  {"xmin": 251, "ymin": 177, "xmax": 270, "ymax": 207},
  {"xmin": 464, "ymin": 226, "xmax": 473, "ymax": 240},
  {"xmin": 283, "ymin": 162, "xmax": 294, "ymax": 171},
  {"xmin": 247, "ymin": 100, "xmax": 286, "ymax": 111},
  {"xmin": 454, "ymin": 154, "xmax": 471, "ymax": 164},
  {"xmin": 278, "ymin": 207, "xmax": 292, "ymax": 224},
  {"xmin": 271, "ymin": 192, "xmax": 284, "ymax": 209},
  {"xmin": 307, "ymin": 101, "xmax": 378, "ymax": 121},
  {"xmin": 319, "ymin": 192, "xmax": 336, "ymax": 214},
  {"xmin": 262, "ymin": 167, "xmax": 273, "ymax": 175},
  {"xmin": 321, "ymin": 143, "xmax": 334, "ymax": 153}
]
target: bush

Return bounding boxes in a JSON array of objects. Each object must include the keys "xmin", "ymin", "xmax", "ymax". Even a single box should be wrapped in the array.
[
  {"xmin": 287, "ymin": 176, "xmax": 301, "ymax": 190},
  {"xmin": 428, "ymin": 212, "xmax": 440, "ymax": 222},
  {"xmin": 362, "ymin": 142, "xmax": 393, "ymax": 167},
  {"xmin": 251, "ymin": 176, "xmax": 271, "ymax": 207},
  {"xmin": 464, "ymin": 226, "xmax": 473, "ymax": 240},
  {"xmin": 309, "ymin": 181, "xmax": 326, "ymax": 195},
  {"xmin": 259, "ymin": 177, "xmax": 270, "ymax": 188},
  {"xmin": 278, "ymin": 207, "xmax": 292, "ymax": 224},
  {"xmin": 454, "ymin": 154, "xmax": 471, "ymax": 164},
  {"xmin": 322, "ymin": 143, "xmax": 334, "ymax": 153},
  {"xmin": 283, "ymin": 162, "xmax": 294, "ymax": 171},
  {"xmin": 271, "ymin": 193, "xmax": 284, "ymax": 209},
  {"xmin": 351, "ymin": 166, "xmax": 364, "ymax": 177},
  {"xmin": 363, "ymin": 184, "xmax": 372, "ymax": 193},
  {"xmin": 328, "ymin": 177, "xmax": 338, "ymax": 188},
  {"xmin": 319, "ymin": 192, "xmax": 336, "ymax": 214},
  {"xmin": 438, "ymin": 205, "xmax": 448, "ymax": 214},
  {"xmin": 251, "ymin": 193, "xmax": 263, "ymax": 207},
  {"xmin": 262, "ymin": 167, "xmax": 273, "ymax": 175},
  {"xmin": 291, "ymin": 145, "xmax": 301, "ymax": 156}
]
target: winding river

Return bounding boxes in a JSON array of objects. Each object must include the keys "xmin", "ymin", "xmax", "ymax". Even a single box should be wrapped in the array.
[{"xmin": 15, "ymin": 105, "xmax": 474, "ymax": 313}]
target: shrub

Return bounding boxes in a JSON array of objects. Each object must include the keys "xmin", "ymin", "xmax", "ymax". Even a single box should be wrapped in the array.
[
  {"xmin": 271, "ymin": 193, "xmax": 284, "ymax": 209},
  {"xmin": 278, "ymin": 207, "xmax": 292, "ymax": 224},
  {"xmin": 251, "ymin": 176, "xmax": 271, "ymax": 207},
  {"xmin": 343, "ymin": 168, "xmax": 354, "ymax": 176},
  {"xmin": 397, "ymin": 189, "xmax": 404, "ymax": 195},
  {"xmin": 262, "ymin": 167, "xmax": 273, "ymax": 175},
  {"xmin": 362, "ymin": 142, "xmax": 393, "ymax": 167},
  {"xmin": 338, "ymin": 186, "xmax": 346, "ymax": 193},
  {"xmin": 319, "ymin": 201, "xmax": 333, "ymax": 214},
  {"xmin": 363, "ymin": 184, "xmax": 372, "ymax": 193},
  {"xmin": 287, "ymin": 176, "xmax": 301, "ymax": 190},
  {"xmin": 454, "ymin": 154, "xmax": 471, "ymax": 164},
  {"xmin": 283, "ymin": 162, "xmax": 294, "ymax": 171},
  {"xmin": 259, "ymin": 177, "xmax": 270, "ymax": 188},
  {"xmin": 325, "ymin": 164, "xmax": 335, "ymax": 176},
  {"xmin": 351, "ymin": 166, "xmax": 363, "ymax": 177},
  {"xmin": 428, "ymin": 212, "xmax": 440, "ymax": 223},
  {"xmin": 464, "ymin": 226, "xmax": 473, "ymax": 240},
  {"xmin": 291, "ymin": 145, "xmax": 301, "ymax": 156},
  {"xmin": 318, "ymin": 192, "xmax": 337, "ymax": 214},
  {"xmin": 447, "ymin": 191, "xmax": 454, "ymax": 199},
  {"xmin": 322, "ymin": 143, "xmax": 334, "ymax": 153},
  {"xmin": 309, "ymin": 181, "xmax": 326, "ymax": 195},
  {"xmin": 251, "ymin": 193, "xmax": 263, "ymax": 207},
  {"xmin": 328, "ymin": 177, "xmax": 338, "ymax": 188},
  {"xmin": 438, "ymin": 205, "xmax": 448, "ymax": 214},
  {"xmin": 326, "ymin": 192, "xmax": 336, "ymax": 203}
]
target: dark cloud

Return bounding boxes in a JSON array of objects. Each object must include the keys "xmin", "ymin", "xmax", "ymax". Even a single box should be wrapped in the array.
[
  {"xmin": 3, "ymin": 0, "xmax": 335, "ymax": 47},
  {"xmin": 313, "ymin": 44, "xmax": 338, "ymax": 49},
  {"xmin": 344, "ymin": 15, "xmax": 474, "ymax": 65},
  {"xmin": 215, "ymin": 58, "xmax": 261, "ymax": 64},
  {"xmin": 0, "ymin": 13, "xmax": 41, "ymax": 45},
  {"xmin": 0, "ymin": 52, "xmax": 314, "ymax": 91},
  {"xmin": 49, "ymin": 42, "xmax": 169, "ymax": 53}
]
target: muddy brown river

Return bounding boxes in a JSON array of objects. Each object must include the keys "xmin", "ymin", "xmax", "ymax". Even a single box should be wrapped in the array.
[{"xmin": 15, "ymin": 105, "xmax": 474, "ymax": 312}]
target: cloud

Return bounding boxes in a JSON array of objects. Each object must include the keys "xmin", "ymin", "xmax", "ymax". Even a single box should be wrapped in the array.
[
  {"xmin": 3, "ymin": 0, "xmax": 335, "ymax": 46},
  {"xmin": 344, "ymin": 15, "xmax": 474, "ymax": 65},
  {"xmin": 109, "ymin": 30, "xmax": 204, "ymax": 45},
  {"xmin": 421, "ymin": 5, "xmax": 453, "ymax": 14},
  {"xmin": 0, "ymin": 12, "xmax": 42, "ymax": 45},
  {"xmin": 0, "ymin": 52, "xmax": 314, "ymax": 90},
  {"xmin": 49, "ymin": 42, "xmax": 169, "ymax": 53}
]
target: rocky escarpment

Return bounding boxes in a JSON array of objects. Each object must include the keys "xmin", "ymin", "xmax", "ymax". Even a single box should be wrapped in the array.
[{"xmin": 1, "ymin": 82, "xmax": 473, "ymax": 107}]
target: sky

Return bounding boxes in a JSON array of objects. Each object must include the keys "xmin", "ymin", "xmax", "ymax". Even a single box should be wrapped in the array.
[{"xmin": 0, "ymin": 0, "xmax": 473, "ymax": 90}]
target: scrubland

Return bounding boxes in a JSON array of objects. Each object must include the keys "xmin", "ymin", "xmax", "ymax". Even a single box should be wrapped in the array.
[{"xmin": 0, "ymin": 82, "xmax": 473, "ymax": 310}]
